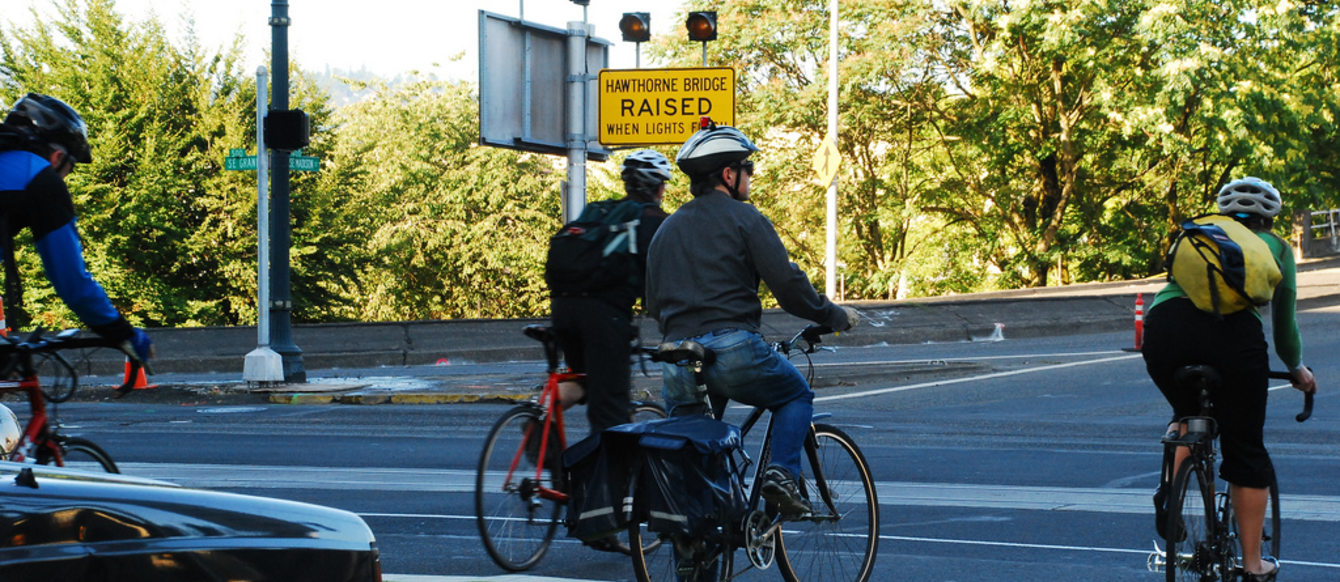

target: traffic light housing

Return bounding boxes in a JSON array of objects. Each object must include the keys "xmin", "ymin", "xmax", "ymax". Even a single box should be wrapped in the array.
[
  {"xmin": 620, "ymin": 12, "xmax": 651, "ymax": 43},
  {"xmin": 686, "ymin": 11, "xmax": 717, "ymax": 42},
  {"xmin": 264, "ymin": 109, "xmax": 310, "ymax": 152}
]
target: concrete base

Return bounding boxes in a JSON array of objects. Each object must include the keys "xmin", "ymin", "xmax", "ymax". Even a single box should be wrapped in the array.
[{"xmin": 242, "ymin": 347, "xmax": 285, "ymax": 382}]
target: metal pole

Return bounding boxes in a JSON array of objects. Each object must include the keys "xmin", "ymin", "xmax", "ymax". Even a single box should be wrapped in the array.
[
  {"xmin": 269, "ymin": 0, "xmax": 304, "ymax": 381},
  {"xmin": 243, "ymin": 66, "xmax": 283, "ymax": 383},
  {"xmin": 564, "ymin": 21, "xmax": 589, "ymax": 222},
  {"xmin": 256, "ymin": 67, "xmax": 270, "ymax": 347},
  {"xmin": 824, "ymin": 0, "xmax": 839, "ymax": 298}
]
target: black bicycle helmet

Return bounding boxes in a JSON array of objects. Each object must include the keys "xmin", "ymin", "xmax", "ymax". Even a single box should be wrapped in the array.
[
  {"xmin": 675, "ymin": 119, "xmax": 758, "ymax": 179},
  {"xmin": 4, "ymin": 93, "xmax": 92, "ymax": 163},
  {"xmin": 623, "ymin": 149, "xmax": 673, "ymax": 183}
]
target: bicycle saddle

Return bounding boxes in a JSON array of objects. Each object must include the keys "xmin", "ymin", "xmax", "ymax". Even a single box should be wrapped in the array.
[
  {"xmin": 1173, "ymin": 365, "xmax": 1221, "ymax": 392},
  {"xmin": 653, "ymin": 340, "xmax": 715, "ymax": 366},
  {"xmin": 523, "ymin": 324, "xmax": 555, "ymax": 344}
]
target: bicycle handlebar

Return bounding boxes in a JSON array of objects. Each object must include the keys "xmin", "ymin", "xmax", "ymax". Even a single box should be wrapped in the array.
[
  {"xmin": 1267, "ymin": 369, "xmax": 1314, "ymax": 423},
  {"xmin": 0, "ymin": 328, "xmax": 150, "ymax": 398}
]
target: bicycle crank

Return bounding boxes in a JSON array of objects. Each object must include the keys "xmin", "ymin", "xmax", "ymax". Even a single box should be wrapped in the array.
[{"xmin": 743, "ymin": 510, "xmax": 779, "ymax": 569}]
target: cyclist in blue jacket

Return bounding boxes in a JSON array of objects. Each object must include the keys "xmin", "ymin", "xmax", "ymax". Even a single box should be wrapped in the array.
[{"xmin": 0, "ymin": 93, "xmax": 152, "ymax": 361}]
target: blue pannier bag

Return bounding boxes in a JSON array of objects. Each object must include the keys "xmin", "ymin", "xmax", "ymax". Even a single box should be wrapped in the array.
[
  {"xmin": 607, "ymin": 415, "xmax": 747, "ymax": 536},
  {"xmin": 562, "ymin": 429, "xmax": 638, "ymax": 542}
]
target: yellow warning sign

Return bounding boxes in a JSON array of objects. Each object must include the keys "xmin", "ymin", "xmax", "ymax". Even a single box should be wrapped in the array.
[
  {"xmin": 598, "ymin": 67, "xmax": 736, "ymax": 146},
  {"xmin": 812, "ymin": 136, "xmax": 841, "ymax": 185}
]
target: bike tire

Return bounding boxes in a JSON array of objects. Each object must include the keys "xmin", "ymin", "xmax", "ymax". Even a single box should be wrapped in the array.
[
  {"xmin": 628, "ymin": 528, "xmax": 732, "ymax": 582},
  {"xmin": 624, "ymin": 403, "xmax": 667, "ymax": 555},
  {"xmin": 1165, "ymin": 461, "xmax": 1216, "ymax": 582},
  {"xmin": 38, "ymin": 436, "xmax": 119, "ymax": 473},
  {"xmin": 474, "ymin": 405, "xmax": 563, "ymax": 572},
  {"xmin": 776, "ymin": 423, "xmax": 879, "ymax": 582}
]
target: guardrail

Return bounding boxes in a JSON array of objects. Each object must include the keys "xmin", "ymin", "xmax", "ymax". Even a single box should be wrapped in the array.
[{"xmin": 1296, "ymin": 209, "xmax": 1340, "ymax": 259}]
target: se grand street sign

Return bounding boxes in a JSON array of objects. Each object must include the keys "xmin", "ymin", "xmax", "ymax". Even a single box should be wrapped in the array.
[{"xmin": 598, "ymin": 67, "xmax": 735, "ymax": 146}]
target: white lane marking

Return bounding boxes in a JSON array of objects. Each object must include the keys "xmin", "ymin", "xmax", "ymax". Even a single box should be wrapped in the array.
[
  {"xmin": 810, "ymin": 349, "xmax": 1133, "ymax": 367},
  {"xmin": 813, "ymin": 353, "xmax": 1143, "ymax": 403}
]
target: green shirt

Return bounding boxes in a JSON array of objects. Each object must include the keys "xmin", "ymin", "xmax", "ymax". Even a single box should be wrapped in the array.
[{"xmin": 1150, "ymin": 231, "xmax": 1303, "ymax": 369}]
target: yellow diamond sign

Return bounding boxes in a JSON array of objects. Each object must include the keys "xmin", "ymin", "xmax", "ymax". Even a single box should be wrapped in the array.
[{"xmin": 812, "ymin": 136, "xmax": 841, "ymax": 185}]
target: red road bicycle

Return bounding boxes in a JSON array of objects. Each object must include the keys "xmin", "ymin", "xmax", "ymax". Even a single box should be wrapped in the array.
[
  {"xmin": 1, "ymin": 328, "xmax": 147, "ymax": 473},
  {"xmin": 474, "ymin": 324, "xmax": 666, "ymax": 571}
]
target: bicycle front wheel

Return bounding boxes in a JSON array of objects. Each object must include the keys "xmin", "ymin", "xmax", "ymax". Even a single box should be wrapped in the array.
[
  {"xmin": 39, "ymin": 436, "xmax": 119, "ymax": 473},
  {"xmin": 776, "ymin": 423, "xmax": 879, "ymax": 582},
  {"xmin": 1165, "ymin": 460, "xmax": 1216, "ymax": 582},
  {"xmin": 628, "ymin": 529, "xmax": 732, "ymax": 582},
  {"xmin": 474, "ymin": 405, "xmax": 563, "ymax": 572}
]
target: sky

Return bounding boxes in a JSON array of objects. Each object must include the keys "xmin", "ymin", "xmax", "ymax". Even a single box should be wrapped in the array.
[{"xmin": 8, "ymin": 0, "xmax": 690, "ymax": 79}]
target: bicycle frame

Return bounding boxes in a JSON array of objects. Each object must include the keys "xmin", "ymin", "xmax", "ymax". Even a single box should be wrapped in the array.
[
  {"xmin": 508, "ymin": 369, "xmax": 582, "ymax": 505},
  {"xmin": 0, "ymin": 374, "xmax": 60, "ymax": 464}
]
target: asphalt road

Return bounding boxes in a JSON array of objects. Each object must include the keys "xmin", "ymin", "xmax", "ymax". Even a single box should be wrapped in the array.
[{"xmin": 13, "ymin": 312, "xmax": 1338, "ymax": 582}]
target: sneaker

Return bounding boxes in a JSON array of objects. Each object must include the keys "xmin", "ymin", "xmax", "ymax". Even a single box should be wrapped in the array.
[
  {"xmin": 1243, "ymin": 557, "xmax": 1279, "ymax": 582},
  {"xmin": 760, "ymin": 466, "xmax": 811, "ymax": 518}
]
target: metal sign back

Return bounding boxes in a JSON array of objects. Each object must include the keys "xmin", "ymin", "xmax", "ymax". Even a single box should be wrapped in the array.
[{"xmin": 478, "ymin": 11, "xmax": 610, "ymax": 160}]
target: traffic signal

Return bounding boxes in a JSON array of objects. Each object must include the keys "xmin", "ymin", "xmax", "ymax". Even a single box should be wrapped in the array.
[
  {"xmin": 620, "ymin": 12, "xmax": 651, "ymax": 43},
  {"xmin": 264, "ymin": 109, "xmax": 310, "ymax": 152},
  {"xmin": 686, "ymin": 11, "xmax": 717, "ymax": 42}
]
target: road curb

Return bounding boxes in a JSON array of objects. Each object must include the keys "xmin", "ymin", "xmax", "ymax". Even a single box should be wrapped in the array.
[{"xmin": 266, "ymin": 391, "xmax": 531, "ymax": 405}]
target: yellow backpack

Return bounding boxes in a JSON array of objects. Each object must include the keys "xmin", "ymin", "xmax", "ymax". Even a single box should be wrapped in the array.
[{"xmin": 1167, "ymin": 214, "xmax": 1282, "ymax": 315}]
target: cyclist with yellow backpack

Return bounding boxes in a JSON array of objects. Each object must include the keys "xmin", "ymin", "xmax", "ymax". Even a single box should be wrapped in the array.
[{"xmin": 1142, "ymin": 177, "xmax": 1317, "ymax": 582}]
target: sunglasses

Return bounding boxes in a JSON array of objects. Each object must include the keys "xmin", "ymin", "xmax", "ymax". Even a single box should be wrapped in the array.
[{"xmin": 732, "ymin": 160, "xmax": 755, "ymax": 176}]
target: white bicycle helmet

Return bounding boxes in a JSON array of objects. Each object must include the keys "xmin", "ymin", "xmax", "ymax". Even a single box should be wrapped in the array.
[
  {"xmin": 0, "ymin": 403, "xmax": 19, "ymax": 456},
  {"xmin": 1217, "ymin": 177, "xmax": 1282, "ymax": 218},
  {"xmin": 622, "ymin": 149, "xmax": 673, "ymax": 184},
  {"xmin": 675, "ymin": 119, "xmax": 758, "ymax": 179}
]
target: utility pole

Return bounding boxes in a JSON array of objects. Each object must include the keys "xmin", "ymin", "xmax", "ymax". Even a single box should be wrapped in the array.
[
  {"xmin": 564, "ymin": 19, "xmax": 590, "ymax": 222},
  {"xmin": 268, "ymin": 0, "xmax": 304, "ymax": 382}
]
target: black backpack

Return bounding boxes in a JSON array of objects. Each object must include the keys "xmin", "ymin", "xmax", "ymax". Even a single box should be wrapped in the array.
[{"xmin": 545, "ymin": 199, "xmax": 649, "ymax": 295}]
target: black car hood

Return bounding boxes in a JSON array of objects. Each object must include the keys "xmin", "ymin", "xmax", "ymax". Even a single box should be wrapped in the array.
[{"xmin": 0, "ymin": 461, "xmax": 376, "ymax": 554}]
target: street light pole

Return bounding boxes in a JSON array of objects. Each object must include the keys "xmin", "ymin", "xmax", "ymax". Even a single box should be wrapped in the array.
[
  {"xmin": 824, "ymin": 0, "xmax": 839, "ymax": 299},
  {"xmin": 268, "ymin": 0, "xmax": 304, "ymax": 382}
]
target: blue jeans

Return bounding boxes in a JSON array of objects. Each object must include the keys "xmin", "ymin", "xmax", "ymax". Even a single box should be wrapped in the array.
[{"xmin": 660, "ymin": 329, "xmax": 814, "ymax": 478}]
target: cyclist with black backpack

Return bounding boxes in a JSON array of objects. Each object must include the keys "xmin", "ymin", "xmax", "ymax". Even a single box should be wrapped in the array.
[
  {"xmin": 0, "ymin": 93, "xmax": 152, "ymax": 362},
  {"xmin": 1143, "ymin": 177, "xmax": 1316, "ymax": 582},
  {"xmin": 547, "ymin": 150, "xmax": 672, "ymax": 437}
]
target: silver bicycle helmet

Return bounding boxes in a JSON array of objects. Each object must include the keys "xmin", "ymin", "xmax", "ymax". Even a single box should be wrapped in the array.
[
  {"xmin": 1217, "ymin": 177, "xmax": 1282, "ymax": 218},
  {"xmin": 4, "ymin": 93, "xmax": 92, "ymax": 163},
  {"xmin": 0, "ymin": 403, "xmax": 19, "ymax": 456},
  {"xmin": 623, "ymin": 149, "xmax": 673, "ymax": 184},
  {"xmin": 675, "ymin": 119, "xmax": 758, "ymax": 179}
]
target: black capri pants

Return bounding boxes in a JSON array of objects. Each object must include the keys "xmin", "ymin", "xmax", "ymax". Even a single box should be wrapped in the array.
[{"xmin": 1142, "ymin": 297, "xmax": 1275, "ymax": 488}]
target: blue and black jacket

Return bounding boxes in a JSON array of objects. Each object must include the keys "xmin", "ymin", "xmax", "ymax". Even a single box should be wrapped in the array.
[{"xmin": 0, "ymin": 147, "xmax": 133, "ymax": 341}]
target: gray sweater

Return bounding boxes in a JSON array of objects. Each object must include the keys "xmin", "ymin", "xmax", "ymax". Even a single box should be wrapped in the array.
[{"xmin": 645, "ymin": 190, "xmax": 849, "ymax": 341}]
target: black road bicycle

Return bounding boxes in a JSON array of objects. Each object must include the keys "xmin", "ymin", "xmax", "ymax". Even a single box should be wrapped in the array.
[
  {"xmin": 629, "ymin": 325, "xmax": 880, "ymax": 582},
  {"xmin": 1150, "ymin": 365, "xmax": 1314, "ymax": 582}
]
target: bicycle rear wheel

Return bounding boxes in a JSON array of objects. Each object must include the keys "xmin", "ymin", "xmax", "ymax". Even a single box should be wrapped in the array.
[
  {"xmin": 38, "ymin": 436, "xmax": 118, "ymax": 473},
  {"xmin": 777, "ymin": 423, "xmax": 879, "ymax": 582},
  {"xmin": 1165, "ymin": 461, "xmax": 1216, "ymax": 582},
  {"xmin": 628, "ymin": 529, "xmax": 732, "ymax": 582},
  {"xmin": 475, "ymin": 405, "xmax": 563, "ymax": 572}
]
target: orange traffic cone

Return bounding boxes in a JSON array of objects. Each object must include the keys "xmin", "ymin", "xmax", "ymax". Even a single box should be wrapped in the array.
[
  {"xmin": 122, "ymin": 360, "xmax": 158, "ymax": 390},
  {"xmin": 1123, "ymin": 293, "xmax": 1145, "ymax": 352}
]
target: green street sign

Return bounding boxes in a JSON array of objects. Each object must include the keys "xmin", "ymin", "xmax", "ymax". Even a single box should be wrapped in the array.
[
  {"xmin": 223, "ymin": 154, "xmax": 319, "ymax": 172},
  {"xmin": 224, "ymin": 156, "xmax": 258, "ymax": 171}
]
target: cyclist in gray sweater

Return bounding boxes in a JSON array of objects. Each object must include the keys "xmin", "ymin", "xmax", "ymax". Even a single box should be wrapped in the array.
[{"xmin": 645, "ymin": 120, "xmax": 858, "ymax": 517}]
